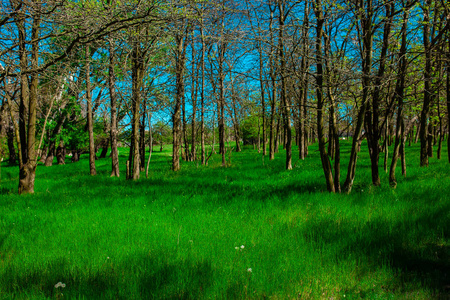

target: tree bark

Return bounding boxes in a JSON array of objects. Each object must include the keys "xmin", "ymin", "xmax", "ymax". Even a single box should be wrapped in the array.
[
  {"xmin": 278, "ymin": 0, "xmax": 292, "ymax": 170},
  {"xmin": 173, "ymin": 32, "xmax": 186, "ymax": 171},
  {"xmin": 140, "ymin": 101, "xmax": 146, "ymax": 170},
  {"xmin": 389, "ymin": 5, "xmax": 408, "ymax": 188},
  {"xmin": 268, "ymin": 6, "xmax": 277, "ymax": 160},
  {"xmin": 190, "ymin": 34, "xmax": 198, "ymax": 161},
  {"xmin": 218, "ymin": 10, "xmax": 226, "ymax": 167},
  {"xmin": 200, "ymin": 24, "xmax": 206, "ymax": 165},
  {"xmin": 128, "ymin": 42, "xmax": 143, "ymax": 179},
  {"xmin": 258, "ymin": 41, "xmax": 267, "ymax": 156},
  {"xmin": 314, "ymin": 0, "xmax": 334, "ymax": 192},
  {"xmin": 86, "ymin": 45, "xmax": 97, "ymax": 176},
  {"xmin": 6, "ymin": 124, "xmax": 16, "ymax": 165},
  {"xmin": 56, "ymin": 141, "xmax": 65, "ymax": 165},
  {"xmin": 366, "ymin": 1, "xmax": 392, "ymax": 187},
  {"xmin": 324, "ymin": 25, "xmax": 340, "ymax": 193},
  {"xmin": 44, "ymin": 144, "xmax": 55, "ymax": 166},
  {"xmin": 146, "ymin": 112, "xmax": 153, "ymax": 178},
  {"xmin": 343, "ymin": 0, "xmax": 373, "ymax": 193},
  {"xmin": 447, "ymin": 34, "xmax": 450, "ymax": 164},
  {"xmin": 109, "ymin": 38, "xmax": 120, "ymax": 177},
  {"xmin": 16, "ymin": 6, "xmax": 40, "ymax": 194},
  {"xmin": 420, "ymin": 0, "xmax": 432, "ymax": 167}
]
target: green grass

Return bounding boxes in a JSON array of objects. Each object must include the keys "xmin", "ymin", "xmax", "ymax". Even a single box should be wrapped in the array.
[{"xmin": 0, "ymin": 141, "xmax": 449, "ymax": 299}]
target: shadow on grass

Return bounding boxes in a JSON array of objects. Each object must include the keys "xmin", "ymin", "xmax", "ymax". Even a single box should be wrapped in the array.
[
  {"xmin": 300, "ymin": 191, "xmax": 450, "ymax": 298},
  {"xmin": 0, "ymin": 186, "xmax": 13, "ymax": 195},
  {"xmin": 1, "ymin": 252, "xmax": 215, "ymax": 299}
]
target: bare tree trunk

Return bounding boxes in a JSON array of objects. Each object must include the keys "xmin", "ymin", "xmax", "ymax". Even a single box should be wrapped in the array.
[
  {"xmin": 343, "ymin": 0, "xmax": 373, "ymax": 193},
  {"xmin": 269, "ymin": 84, "xmax": 277, "ymax": 160},
  {"xmin": 16, "ymin": 7, "xmax": 35, "ymax": 194},
  {"xmin": 420, "ymin": 0, "xmax": 432, "ymax": 167},
  {"xmin": 56, "ymin": 141, "xmax": 65, "ymax": 165},
  {"xmin": 275, "ymin": 114, "xmax": 281, "ymax": 153},
  {"xmin": 6, "ymin": 124, "xmax": 16, "ymax": 165},
  {"xmin": 109, "ymin": 39, "xmax": 120, "ymax": 177},
  {"xmin": 268, "ymin": 6, "xmax": 276, "ymax": 160},
  {"xmin": 146, "ymin": 112, "xmax": 152, "ymax": 178},
  {"xmin": 278, "ymin": 0, "xmax": 292, "ymax": 170},
  {"xmin": 128, "ymin": 42, "xmax": 142, "ymax": 179},
  {"xmin": 384, "ymin": 118, "xmax": 388, "ymax": 173},
  {"xmin": 303, "ymin": 88, "xmax": 309, "ymax": 157},
  {"xmin": 232, "ymin": 103, "xmax": 241, "ymax": 153},
  {"xmin": 140, "ymin": 100, "xmax": 146, "ymax": 170},
  {"xmin": 173, "ymin": 33, "xmax": 186, "ymax": 172},
  {"xmin": 190, "ymin": 35, "xmax": 198, "ymax": 161},
  {"xmin": 323, "ymin": 20, "xmax": 340, "ymax": 192},
  {"xmin": 99, "ymin": 140, "xmax": 109, "ymax": 159},
  {"xmin": 182, "ymin": 82, "xmax": 188, "ymax": 161},
  {"xmin": 366, "ymin": 2, "xmax": 392, "ymax": 187},
  {"xmin": 389, "ymin": 5, "xmax": 408, "ymax": 188},
  {"xmin": 258, "ymin": 41, "xmax": 267, "ymax": 156},
  {"xmin": 447, "ymin": 35, "xmax": 450, "ymax": 164},
  {"xmin": 314, "ymin": 0, "xmax": 334, "ymax": 192},
  {"xmin": 400, "ymin": 123, "xmax": 407, "ymax": 176},
  {"xmin": 85, "ymin": 45, "xmax": 97, "ymax": 176},
  {"xmin": 200, "ymin": 25, "xmax": 206, "ymax": 165},
  {"xmin": 218, "ymin": 31, "xmax": 226, "ymax": 166}
]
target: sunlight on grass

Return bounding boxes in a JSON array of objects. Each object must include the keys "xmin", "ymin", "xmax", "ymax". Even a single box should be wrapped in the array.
[{"xmin": 0, "ymin": 141, "xmax": 449, "ymax": 299}]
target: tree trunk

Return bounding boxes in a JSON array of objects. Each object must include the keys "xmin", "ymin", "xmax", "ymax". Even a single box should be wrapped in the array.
[
  {"xmin": 389, "ymin": 5, "xmax": 408, "ymax": 188},
  {"xmin": 427, "ymin": 116, "xmax": 433, "ymax": 158},
  {"xmin": 56, "ymin": 141, "xmax": 65, "ymax": 165},
  {"xmin": 6, "ymin": 125, "xmax": 16, "ymax": 165},
  {"xmin": 323, "ymin": 20, "xmax": 340, "ymax": 192},
  {"xmin": 269, "ymin": 7, "xmax": 276, "ymax": 161},
  {"xmin": 420, "ymin": 0, "xmax": 432, "ymax": 167},
  {"xmin": 140, "ymin": 102, "xmax": 146, "ymax": 171},
  {"xmin": 278, "ymin": 0, "xmax": 292, "ymax": 170},
  {"xmin": 182, "ymin": 81, "xmax": 188, "ymax": 161},
  {"xmin": 128, "ymin": 42, "xmax": 143, "ymax": 179},
  {"xmin": 173, "ymin": 33, "xmax": 186, "ymax": 172},
  {"xmin": 314, "ymin": 0, "xmax": 334, "ymax": 192},
  {"xmin": 218, "ymin": 50, "xmax": 226, "ymax": 166},
  {"xmin": 146, "ymin": 112, "xmax": 153, "ymax": 178},
  {"xmin": 200, "ymin": 25, "xmax": 206, "ymax": 165},
  {"xmin": 447, "ymin": 34, "xmax": 450, "ymax": 164},
  {"xmin": 39, "ymin": 146, "xmax": 47, "ymax": 164},
  {"xmin": 86, "ymin": 45, "xmax": 97, "ymax": 176},
  {"xmin": 343, "ymin": 0, "xmax": 373, "ymax": 193},
  {"xmin": 366, "ymin": 2, "xmax": 392, "ymax": 187},
  {"xmin": 45, "ymin": 143, "xmax": 55, "ymax": 166},
  {"xmin": 109, "ymin": 38, "xmax": 120, "ymax": 177},
  {"xmin": 99, "ymin": 140, "xmax": 108, "ymax": 159},
  {"xmin": 16, "ymin": 6, "xmax": 41, "ymax": 194},
  {"xmin": 258, "ymin": 41, "xmax": 267, "ymax": 156},
  {"xmin": 190, "ymin": 35, "xmax": 198, "ymax": 161},
  {"xmin": 72, "ymin": 151, "xmax": 81, "ymax": 163}
]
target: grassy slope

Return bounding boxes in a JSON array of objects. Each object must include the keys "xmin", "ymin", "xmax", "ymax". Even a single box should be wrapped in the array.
[{"xmin": 0, "ymin": 141, "xmax": 449, "ymax": 299}]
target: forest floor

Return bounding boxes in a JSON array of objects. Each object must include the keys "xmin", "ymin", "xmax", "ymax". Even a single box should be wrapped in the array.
[{"xmin": 0, "ymin": 140, "xmax": 449, "ymax": 299}]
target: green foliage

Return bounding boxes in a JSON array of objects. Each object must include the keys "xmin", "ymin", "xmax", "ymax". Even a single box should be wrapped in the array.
[
  {"xmin": 0, "ymin": 142, "xmax": 449, "ymax": 298},
  {"xmin": 152, "ymin": 121, "xmax": 172, "ymax": 145},
  {"xmin": 241, "ymin": 114, "xmax": 260, "ymax": 145}
]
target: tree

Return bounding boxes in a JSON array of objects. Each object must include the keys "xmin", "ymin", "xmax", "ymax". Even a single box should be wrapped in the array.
[{"xmin": 0, "ymin": 0, "xmax": 166, "ymax": 194}]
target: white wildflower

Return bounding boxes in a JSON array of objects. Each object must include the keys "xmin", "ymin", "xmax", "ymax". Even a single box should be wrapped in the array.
[
  {"xmin": 247, "ymin": 268, "xmax": 252, "ymax": 273},
  {"xmin": 240, "ymin": 245, "xmax": 245, "ymax": 249},
  {"xmin": 54, "ymin": 282, "xmax": 66, "ymax": 289}
]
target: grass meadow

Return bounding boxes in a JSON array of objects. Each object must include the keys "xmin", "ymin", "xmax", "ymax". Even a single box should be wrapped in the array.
[{"xmin": 0, "ymin": 140, "xmax": 449, "ymax": 299}]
